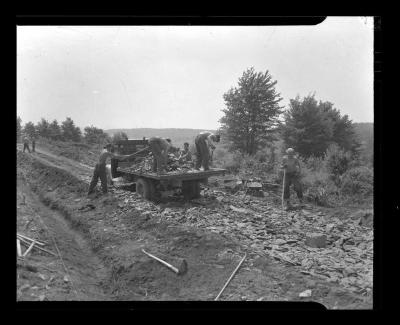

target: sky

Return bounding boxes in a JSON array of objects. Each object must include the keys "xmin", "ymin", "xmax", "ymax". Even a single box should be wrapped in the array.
[{"xmin": 17, "ymin": 17, "xmax": 374, "ymax": 130}]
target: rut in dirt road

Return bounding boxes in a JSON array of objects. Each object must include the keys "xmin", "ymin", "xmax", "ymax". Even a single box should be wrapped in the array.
[{"xmin": 17, "ymin": 171, "xmax": 113, "ymax": 301}]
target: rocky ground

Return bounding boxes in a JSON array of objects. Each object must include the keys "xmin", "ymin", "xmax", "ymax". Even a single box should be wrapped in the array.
[{"xmin": 16, "ymin": 142, "xmax": 373, "ymax": 308}]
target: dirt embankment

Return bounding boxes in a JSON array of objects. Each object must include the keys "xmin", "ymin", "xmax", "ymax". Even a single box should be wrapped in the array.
[{"xmin": 16, "ymin": 150, "xmax": 372, "ymax": 307}]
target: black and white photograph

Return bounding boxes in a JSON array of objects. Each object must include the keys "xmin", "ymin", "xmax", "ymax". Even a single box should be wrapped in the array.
[{"xmin": 16, "ymin": 17, "xmax": 374, "ymax": 309}]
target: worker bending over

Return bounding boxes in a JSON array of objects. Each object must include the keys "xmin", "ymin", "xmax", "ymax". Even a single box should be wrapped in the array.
[
  {"xmin": 88, "ymin": 143, "xmax": 134, "ymax": 196},
  {"xmin": 281, "ymin": 148, "xmax": 303, "ymax": 209},
  {"xmin": 195, "ymin": 131, "xmax": 220, "ymax": 171},
  {"xmin": 148, "ymin": 137, "xmax": 173, "ymax": 174}
]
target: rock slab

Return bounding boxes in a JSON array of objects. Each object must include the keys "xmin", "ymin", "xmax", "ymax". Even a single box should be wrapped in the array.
[{"xmin": 305, "ymin": 233, "xmax": 327, "ymax": 248}]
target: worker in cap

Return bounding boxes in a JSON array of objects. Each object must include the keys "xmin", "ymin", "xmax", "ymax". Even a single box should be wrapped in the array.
[
  {"xmin": 280, "ymin": 148, "xmax": 303, "ymax": 210},
  {"xmin": 88, "ymin": 143, "xmax": 136, "ymax": 196},
  {"xmin": 179, "ymin": 142, "xmax": 192, "ymax": 163},
  {"xmin": 22, "ymin": 135, "xmax": 31, "ymax": 153}
]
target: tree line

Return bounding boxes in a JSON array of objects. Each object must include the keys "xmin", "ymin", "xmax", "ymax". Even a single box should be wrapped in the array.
[
  {"xmin": 17, "ymin": 116, "xmax": 112, "ymax": 144},
  {"xmin": 219, "ymin": 67, "xmax": 362, "ymax": 160}
]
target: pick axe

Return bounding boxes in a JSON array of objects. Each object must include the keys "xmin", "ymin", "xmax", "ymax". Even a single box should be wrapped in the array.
[{"xmin": 142, "ymin": 249, "xmax": 188, "ymax": 275}]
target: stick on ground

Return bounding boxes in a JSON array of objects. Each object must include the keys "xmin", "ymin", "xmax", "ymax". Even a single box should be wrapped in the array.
[
  {"xmin": 17, "ymin": 233, "xmax": 46, "ymax": 246},
  {"xmin": 18, "ymin": 237, "xmax": 57, "ymax": 256},
  {"xmin": 23, "ymin": 241, "xmax": 36, "ymax": 257},
  {"xmin": 17, "ymin": 239, "xmax": 22, "ymax": 257},
  {"xmin": 215, "ymin": 253, "xmax": 247, "ymax": 301}
]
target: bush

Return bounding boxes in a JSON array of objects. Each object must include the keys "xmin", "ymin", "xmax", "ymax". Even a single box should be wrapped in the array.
[
  {"xmin": 299, "ymin": 162, "xmax": 339, "ymax": 207},
  {"xmin": 325, "ymin": 144, "xmax": 352, "ymax": 185},
  {"xmin": 303, "ymin": 155, "xmax": 325, "ymax": 171},
  {"xmin": 222, "ymin": 151, "xmax": 245, "ymax": 174},
  {"xmin": 340, "ymin": 166, "xmax": 373, "ymax": 197}
]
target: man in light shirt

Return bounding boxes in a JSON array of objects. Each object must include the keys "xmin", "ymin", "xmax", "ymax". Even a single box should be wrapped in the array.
[
  {"xmin": 194, "ymin": 131, "xmax": 220, "ymax": 171},
  {"xmin": 87, "ymin": 144, "xmax": 134, "ymax": 196}
]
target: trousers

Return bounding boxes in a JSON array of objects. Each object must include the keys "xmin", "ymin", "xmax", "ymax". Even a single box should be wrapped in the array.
[
  {"xmin": 149, "ymin": 139, "xmax": 167, "ymax": 172},
  {"xmin": 283, "ymin": 172, "xmax": 303, "ymax": 200},
  {"xmin": 88, "ymin": 163, "xmax": 108, "ymax": 194},
  {"xmin": 23, "ymin": 143, "xmax": 31, "ymax": 153},
  {"xmin": 195, "ymin": 135, "xmax": 210, "ymax": 170}
]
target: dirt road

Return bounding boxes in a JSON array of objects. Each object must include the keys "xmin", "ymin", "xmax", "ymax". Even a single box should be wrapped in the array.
[{"xmin": 16, "ymin": 146, "xmax": 372, "ymax": 307}]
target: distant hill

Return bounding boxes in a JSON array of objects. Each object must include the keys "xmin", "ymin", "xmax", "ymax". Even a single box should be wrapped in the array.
[{"xmin": 105, "ymin": 128, "xmax": 217, "ymax": 147}]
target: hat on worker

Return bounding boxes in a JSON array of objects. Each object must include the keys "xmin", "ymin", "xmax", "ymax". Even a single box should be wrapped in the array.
[{"xmin": 286, "ymin": 148, "xmax": 295, "ymax": 154}]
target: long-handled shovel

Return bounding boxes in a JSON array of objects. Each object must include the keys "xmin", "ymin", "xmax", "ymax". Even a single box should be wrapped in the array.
[
  {"xmin": 281, "ymin": 169, "xmax": 286, "ymax": 211},
  {"xmin": 215, "ymin": 253, "xmax": 247, "ymax": 301},
  {"xmin": 142, "ymin": 249, "xmax": 188, "ymax": 275}
]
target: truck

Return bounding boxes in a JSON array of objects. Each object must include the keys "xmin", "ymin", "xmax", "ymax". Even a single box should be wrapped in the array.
[{"xmin": 110, "ymin": 138, "xmax": 226, "ymax": 201}]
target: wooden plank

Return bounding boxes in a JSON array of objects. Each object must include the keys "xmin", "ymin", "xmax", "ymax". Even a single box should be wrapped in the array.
[
  {"xmin": 118, "ymin": 168, "xmax": 226, "ymax": 181},
  {"xmin": 18, "ymin": 237, "xmax": 57, "ymax": 257},
  {"xmin": 17, "ymin": 233, "xmax": 46, "ymax": 246},
  {"xmin": 17, "ymin": 239, "xmax": 22, "ymax": 257},
  {"xmin": 23, "ymin": 241, "xmax": 36, "ymax": 257}
]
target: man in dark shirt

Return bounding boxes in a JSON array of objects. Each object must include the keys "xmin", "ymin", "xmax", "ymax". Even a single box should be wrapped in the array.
[
  {"xmin": 179, "ymin": 142, "xmax": 192, "ymax": 162},
  {"xmin": 88, "ymin": 144, "xmax": 134, "ymax": 196},
  {"xmin": 23, "ymin": 136, "xmax": 31, "ymax": 153},
  {"xmin": 281, "ymin": 148, "xmax": 303, "ymax": 209}
]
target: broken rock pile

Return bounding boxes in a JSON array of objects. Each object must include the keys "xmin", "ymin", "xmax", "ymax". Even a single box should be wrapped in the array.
[
  {"xmin": 125, "ymin": 153, "xmax": 195, "ymax": 174},
  {"xmin": 110, "ymin": 185, "xmax": 373, "ymax": 296}
]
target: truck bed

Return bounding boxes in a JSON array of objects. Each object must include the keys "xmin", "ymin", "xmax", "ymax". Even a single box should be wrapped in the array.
[{"xmin": 117, "ymin": 167, "xmax": 226, "ymax": 181}]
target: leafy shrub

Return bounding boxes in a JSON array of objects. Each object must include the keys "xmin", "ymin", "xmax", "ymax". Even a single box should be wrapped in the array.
[
  {"xmin": 299, "ymin": 162, "xmax": 339, "ymax": 206},
  {"xmin": 215, "ymin": 150, "xmax": 244, "ymax": 173},
  {"xmin": 304, "ymin": 155, "xmax": 325, "ymax": 171},
  {"xmin": 325, "ymin": 144, "xmax": 352, "ymax": 185},
  {"xmin": 340, "ymin": 166, "xmax": 373, "ymax": 197}
]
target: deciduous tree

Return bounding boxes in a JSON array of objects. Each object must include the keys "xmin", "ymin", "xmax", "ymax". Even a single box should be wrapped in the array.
[{"xmin": 220, "ymin": 67, "xmax": 283, "ymax": 155}]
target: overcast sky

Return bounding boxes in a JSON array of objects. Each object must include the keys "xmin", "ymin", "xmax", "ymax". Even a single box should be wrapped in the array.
[{"xmin": 17, "ymin": 17, "xmax": 374, "ymax": 130}]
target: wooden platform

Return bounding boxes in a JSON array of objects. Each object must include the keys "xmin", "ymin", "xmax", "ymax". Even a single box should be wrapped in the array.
[{"xmin": 117, "ymin": 167, "xmax": 227, "ymax": 181}]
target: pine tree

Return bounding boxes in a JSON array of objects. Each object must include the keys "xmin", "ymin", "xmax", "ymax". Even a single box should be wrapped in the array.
[
  {"xmin": 23, "ymin": 121, "xmax": 37, "ymax": 139},
  {"xmin": 17, "ymin": 116, "xmax": 22, "ymax": 142},
  {"xmin": 220, "ymin": 67, "xmax": 283, "ymax": 155},
  {"xmin": 35, "ymin": 118, "xmax": 50, "ymax": 139},
  {"xmin": 61, "ymin": 117, "xmax": 81, "ymax": 142},
  {"xmin": 48, "ymin": 119, "xmax": 62, "ymax": 141}
]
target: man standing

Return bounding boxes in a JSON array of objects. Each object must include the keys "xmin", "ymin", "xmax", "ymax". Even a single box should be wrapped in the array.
[
  {"xmin": 87, "ymin": 144, "xmax": 134, "ymax": 196},
  {"xmin": 280, "ymin": 148, "xmax": 303, "ymax": 209},
  {"xmin": 22, "ymin": 136, "xmax": 31, "ymax": 153},
  {"xmin": 179, "ymin": 142, "xmax": 192, "ymax": 162},
  {"xmin": 148, "ymin": 137, "xmax": 172, "ymax": 173},
  {"xmin": 194, "ymin": 131, "xmax": 220, "ymax": 171},
  {"xmin": 31, "ymin": 137, "xmax": 36, "ymax": 153}
]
